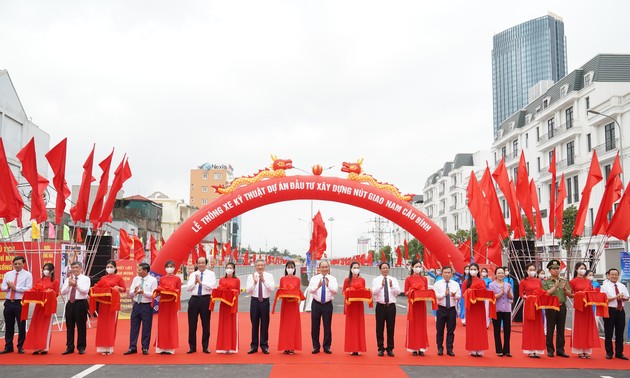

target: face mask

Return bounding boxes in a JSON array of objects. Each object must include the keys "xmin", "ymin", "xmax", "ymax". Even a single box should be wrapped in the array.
[
  {"xmin": 528, "ymin": 271, "xmax": 537, "ymax": 277},
  {"xmin": 225, "ymin": 268, "xmax": 234, "ymax": 276},
  {"xmin": 505, "ymin": 271, "xmax": 510, "ymax": 276},
  {"xmin": 413, "ymin": 267, "xmax": 422, "ymax": 274},
  {"xmin": 578, "ymin": 269, "xmax": 586, "ymax": 276},
  {"xmin": 436, "ymin": 270, "xmax": 442, "ymax": 275},
  {"xmin": 469, "ymin": 270, "xmax": 478, "ymax": 276},
  {"xmin": 351, "ymin": 268, "xmax": 360, "ymax": 275},
  {"xmin": 481, "ymin": 272, "xmax": 488, "ymax": 278},
  {"xmin": 106, "ymin": 267, "xmax": 115, "ymax": 274},
  {"xmin": 43, "ymin": 270, "xmax": 50, "ymax": 277},
  {"xmin": 587, "ymin": 276, "xmax": 594, "ymax": 281},
  {"xmin": 286, "ymin": 268, "xmax": 295, "ymax": 275},
  {"xmin": 165, "ymin": 267, "xmax": 175, "ymax": 274}
]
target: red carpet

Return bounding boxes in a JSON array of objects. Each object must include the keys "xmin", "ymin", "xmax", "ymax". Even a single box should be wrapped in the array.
[{"xmin": 1, "ymin": 312, "xmax": 627, "ymax": 373}]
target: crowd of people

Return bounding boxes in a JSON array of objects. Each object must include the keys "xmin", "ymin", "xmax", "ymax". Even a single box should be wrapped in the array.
[{"xmin": 1, "ymin": 255, "xmax": 628, "ymax": 361}]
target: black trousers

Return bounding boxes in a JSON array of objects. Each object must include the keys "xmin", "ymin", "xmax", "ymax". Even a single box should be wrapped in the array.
[
  {"xmin": 436, "ymin": 305, "xmax": 457, "ymax": 352},
  {"xmin": 604, "ymin": 307, "xmax": 626, "ymax": 357},
  {"xmin": 311, "ymin": 300, "xmax": 333, "ymax": 350},
  {"xmin": 3, "ymin": 300, "xmax": 26, "ymax": 350},
  {"xmin": 250, "ymin": 297, "xmax": 270, "ymax": 349},
  {"xmin": 65, "ymin": 299, "xmax": 88, "ymax": 351},
  {"xmin": 492, "ymin": 311, "xmax": 511, "ymax": 354},
  {"xmin": 375, "ymin": 303, "xmax": 396, "ymax": 351},
  {"xmin": 187, "ymin": 295, "xmax": 211, "ymax": 350},
  {"xmin": 545, "ymin": 303, "xmax": 567, "ymax": 354},
  {"xmin": 129, "ymin": 302, "xmax": 153, "ymax": 350}
]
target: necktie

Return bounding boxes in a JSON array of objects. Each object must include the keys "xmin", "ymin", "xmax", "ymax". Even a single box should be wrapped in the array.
[
  {"xmin": 445, "ymin": 280, "xmax": 450, "ymax": 307},
  {"xmin": 69, "ymin": 276, "xmax": 77, "ymax": 303},
  {"xmin": 258, "ymin": 275, "xmax": 263, "ymax": 302},
  {"xmin": 10, "ymin": 271, "xmax": 18, "ymax": 300},
  {"xmin": 615, "ymin": 284, "xmax": 622, "ymax": 311},
  {"xmin": 321, "ymin": 276, "xmax": 326, "ymax": 303},
  {"xmin": 383, "ymin": 277, "xmax": 390, "ymax": 304},
  {"xmin": 137, "ymin": 277, "xmax": 145, "ymax": 303},
  {"xmin": 197, "ymin": 272, "xmax": 203, "ymax": 296}
]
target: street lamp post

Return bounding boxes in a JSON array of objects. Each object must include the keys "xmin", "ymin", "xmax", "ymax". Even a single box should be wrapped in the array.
[{"xmin": 328, "ymin": 217, "xmax": 335, "ymax": 259}]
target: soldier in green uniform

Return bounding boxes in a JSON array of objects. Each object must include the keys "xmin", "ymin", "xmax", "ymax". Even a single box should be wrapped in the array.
[{"xmin": 542, "ymin": 259, "xmax": 571, "ymax": 358}]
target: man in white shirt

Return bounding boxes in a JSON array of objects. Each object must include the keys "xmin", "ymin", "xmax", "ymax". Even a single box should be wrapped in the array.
[
  {"xmin": 601, "ymin": 268, "xmax": 629, "ymax": 360},
  {"xmin": 123, "ymin": 263, "xmax": 157, "ymax": 355},
  {"xmin": 433, "ymin": 266, "xmax": 461, "ymax": 356},
  {"xmin": 371, "ymin": 262, "xmax": 401, "ymax": 357},
  {"xmin": 60, "ymin": 261, "xmax": 91, "ymax": 355},
  {"xmin": 0, "ymin": 256, "xmax": 33, "ymax": 354},
  {"xmin": 307, "ymin": 260, "xmax": 338, "ymax": 354},
  {"xmin": 185, "ymin": 257, "xmax": 216, "ymax": 354},
  {"xmin": 246, "ymin": 258, "xmax": 275, "ymax": 354}
]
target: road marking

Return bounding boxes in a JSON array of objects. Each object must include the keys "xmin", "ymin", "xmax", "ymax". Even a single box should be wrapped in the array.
[{"xmin": 71, "ymin": 364, "xmax": 105, "ymax": 378}]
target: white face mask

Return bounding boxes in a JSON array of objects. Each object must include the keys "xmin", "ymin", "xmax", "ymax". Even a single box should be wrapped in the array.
[
  {"xmin": 351, "ymin": 268, "xmax": 360, "ymax": 275},
  {"xmin": 43, "ymin": 270, "xmax": 51, "ymax": 277},
  {"xmin": 413, "ymin": 267, "xmax": 422, "ymax": 274},
  {"xmin": 165, "ymin": 267, "xmax": 175, "ymax": 274},
  {"xmin": 505, "ymin": 271, "xmax": 510, "ymax": 276},
  {"xmin": 578, "ymin": 269, "xmax": 586, "ymax": 276},
  {"xmin": 225, "ymin": 268, "xmax": 234, "ymax": 276},
  {"xmin": 286, "ymin": 268, "xmax": 295, "ymax": 275},
  {"xmin": 528, "ymin": 270, "xmax": 537, "ymax": 277},
  {"xmin": 587, "ymin": 275, "xmax": 594, "ymax": 281},
  {"xmin": 106, "ymin": 267, "xmax": 115, "ymax": 274},
  {"xmin": 469, "ymin": 269, "xmax": 478, "ymax": 276},
  {"xmin": 481, "ymin": 272, "xmax": 488, "ymax": 278}
]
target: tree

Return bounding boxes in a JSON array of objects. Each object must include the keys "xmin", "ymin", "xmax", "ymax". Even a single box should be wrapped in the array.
[
  {"xmin": 407, "ymin": 239, "xmax": 424, "ymax": 261},
  {"xmin": 561, "ymin": 205, "xmax": 581, "ymax": 252},
  {"xmin": 522, "ymin": 215, "xmax": 535, "ymax": 240}
]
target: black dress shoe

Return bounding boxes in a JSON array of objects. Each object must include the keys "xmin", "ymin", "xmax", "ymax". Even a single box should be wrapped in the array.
[
  {"xmin": 142, "ymin": 349, "xmax": 148, "ymax": 355},
  {"xmin": 447, "ymin": 351, "xmax": 455, "ymax": 356},
  {"xmin": 437, "ymin": 349, "xmax": 443, "ymax": 356},
  {"xmin": 248, "ymin": 348, "xmax": 258, "ymax": 354},
  {"xmin": 547, "ymin": 352, "xmax": 554, "ymax": 357},
  {"xmin": 40, "ymin": 351, "xmax": 48, "ymax": 355},
  {"xmin": 78, "ymin": 350, "xmax": 85, "ymax": 355},
  {"xmin": 187, "ymin": 349, "xmax": 196, "ymax": 354},
  {"xmin": 203, "ymin": 349, "xmax": 211, "ymax": 354},
  {"xmin": 62, "ymin": 349, "xmax": 74, "ymax": 355},
  {"xmin": 351, "ymin": 352, "xmax": 359, "ymax": 356},
  {"xmin": 387, "ymin": 350, "xmax": 394, "ymax": 357},
  {"xmin": 17, "ymin": 349, "xmax": 24, "ymax": 354},
  {"xmin": 123, "ymin": 349, "xmax": 137, "ymax": 355},
  {"xmin": 419, "ymin": 351, "xmax": 424, "ymax": 356},
  {"xmin": 311, "ymin": 349, "xmax": 320, "ymax": 354},
  {"xmin": 412, "ymin": 351, "xmax": 418, "ymax": 356},
  {"xmin": 606, "ymin": 354, "xmax": 613, "ymax": 359},
  {"xmin": 505, "ymin": 353, "xmax": 512, "ymax": 357},
  {"xmin": 616, "ymin": 354, "xmax": 630, "ymax": 360},
  {"xmin": 556, "ymin": 352, "xmax": 569, "ymax": 358},
  {"xmin": 0, "ymin": 349, "xmax": 14, "ymax": 355},
  {"xmin": 323, "ymin": 349, "xmax": 332, "ymax": 354},
  {"xmin": 261, "ymin": 348, "xmax": 269, "ymax": 354},
  {"xmin": 378, "ymin": 350, "xmax": 384, "ymax": 356}
]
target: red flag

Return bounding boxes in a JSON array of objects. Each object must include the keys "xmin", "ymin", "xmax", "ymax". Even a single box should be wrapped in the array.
[
  {"xmin": 244, "ymin": 250, "xmax": 249, "ymax": 265},
  {"xmin": 149, "ymin": 235, "xmax": 158, "ymax": 262},
  {"xmin": 593, "ymin": 153, "xmax": 623, "ymax": 235},
  {"xmin": 395, "ymin": 246, "xmax": 402, "ymax": 266},
  {"xmin": 233, "ymin": 247, "xmax": 239, "ymax": 261},
  {"xmin": 0, "ymin": 139, "xmax": 24, "ymax": 226},
  {"xmin": 16, "ymin": 138, "xmax": 49, "ymax": 223},
  {"xmin": 119, "ymin": 229, "xmax": 132, "ymax": 260},
  {"xmin": 198, "ymin": 243, "xmax": 206, "ymax": 258},
  {"xmin": 213, "ymin": 238, "xmax": 218, "ymax": 258},
  {"xmin": 516, "ymin": 151, "xmax": 536, "ymax": 234},
  {"xmin": 45, "ymin": 138, "xmax": 71, "ymax": 224},
  {"xmin": 492, "ymin": 158, "xmax": 525, "ymax": 238},
  {"xmin": 548, "ymin": 149, "xmax": 557, "ymax": 233},
  {"xmin": 458, "ymin": 239, "xmax": 472, "ymax": 262},
  {"xmin": 555, "ymin": 174, "xmax": 567, "ymax": 238},
  {"xmin": 191, "ymin": 246, "xmax": 198, "ymax": 265},
  {"xmin": 424, "ymin": 249, "xmax": 436, "ymax": 269},
  {"xmin": 224, "ymin": 241, "xmax": 231, "ymax": 260},
  {"xmin": 481, "ymin": 166, "xmax": 509, "ymax": 239},
  {"xmin": 76, "ymin": 228, "xmax": 83, "ymax": 243},
  {"xmin": 607, "ymin": 181, "xmax": 630, "ymax": 240},
  {"xmin": 99, "ymin": 157, "xmax": 132, "ymax": 225},
  {"xmin": 70, "ymin": 146, "xmax": 95, "ymax": 223},
  {"xmin": 467, "ymin": 171, "xmax": 494, "ymax": 244},
  {"xmin": 529, "ymin": 179, "xmax": 545, "ymax": 239},
  {"xmin": 473, "ymin": 240, "xmax": 484, "ymax": 263},
  {"xmin": 367, "ymin": 252, "xmax": 373, "ymax": 266},
  {"xmin": 381, "ymin": 249, "xmax": 386, "ymax": 262},
  {"xmin": 89, "ymin": 148, "xmax": 114, "ymax": 227},
  {"xmin": 404, "ymin": 239, "xmax": 409, "ymax": 260},
  {"xmin": 559, "ymin": 260, "xmax": 567, "ymax": 271},
  {"xmin": 487, "ymin": 239, "xmax": 503, "ymax": 266},
  {"xmin": 309, "ymin": 211, "xmax": 328, "ymax": 260},
  {"xmin": 132, "ymin": 235, "xmax": 145, "ymax": 262},
  {"xmin": 573, "ymin": 150, "xmax": 604, "ymax": 236},
  {"xmin": 160, "ymin": 236, "xmax": 165, "ymax": 249}
]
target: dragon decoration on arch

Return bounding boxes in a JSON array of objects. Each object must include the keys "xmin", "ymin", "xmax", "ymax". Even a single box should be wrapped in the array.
[{"xmin": 212, "ymin": 155, "xmax": 414, "ymax": 202}]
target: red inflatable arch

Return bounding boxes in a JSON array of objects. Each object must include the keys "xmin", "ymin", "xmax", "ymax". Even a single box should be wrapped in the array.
[{"xmin": 152, "ymin": 174, "xmax": 465, "ymax": 274}]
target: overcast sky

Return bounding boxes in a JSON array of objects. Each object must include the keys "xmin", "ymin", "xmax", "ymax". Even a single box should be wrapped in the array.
[{"xmin": 2, "ymin": 1, "xmax": 629, "ymax": 257}]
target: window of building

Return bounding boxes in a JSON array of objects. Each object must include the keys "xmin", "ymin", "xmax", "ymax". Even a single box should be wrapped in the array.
[
  {"xmin": 512, "ymin": 139, "xmax": 518, "ymax": 157},
  {"xmin": 565, "ymin": 107, "xmax": 573, "ymax": 129},
  {"xmin": 453, "ymin": 214, "xmax": 459, "ymax": 231},
  {"xmin": 543, "ymin": 98, "xmax": 550, "ymax": 109},
  {"xmin": 589, "ymin": 208, "xmax": 594, "ymax": 228},
  {"xmin": 548, "ymin": 150, "xmax": 554, "ymax": 166},
  {"xmin": 202, "ymin": 186, "xmax": 208, "ymax": 193},
  {"xmin": 604, "ymin": 164, "xmax": 611, "ymax": 181},
  {"xmin": 573, "ymin": 175, "xmax": 579, "ymax": 203},
  {"xmin": 513, "ymin": 167, "xmax": 518, "ymax": 181},
  {"xmin": 201, "ymin": 198, "xmax": 208, "ymax": 205},
  {"xmin": 536, "ymin": 127, "xmax": 540, "ymax": 141},
  {"xmin": 584, "ymin": 72, "xmax": 593, "ymax": 87},
  {"xmin": 213, "ymin": 172, "xmax": 222, "ymax": 180},
  {"xmin": 560, "ymin": 84, "xmax": 569, "ymax": 97},
  {"xmin": 501, "ymin": 146, "xmax": 507, "ymax": 158},
  {"xmin": 202, "ymin": 173, "xmax": 208, "ymax": 180},
  {"xmin": 502, "ymin": 199, "xmax": 507, "ymax": 218},
  {"xmin": 567, "ymin": 141, "xmax": 575, "ymax": 166},
  {"xmin": 537, "ymin": 157, "xmax": 541, "ymax": 172},
  {"xmin": 605, "ymin": 123, "xmax": 616, "ymax": 151},
  {"xmin": 527, "ymin": 162, "xmax": 529, "ymax": 173},
  {"xmin": 567, "ymin": 177, "xmax": 573, "ymax": 204},
  {"xmin": 525, "ymin": 133, "xmax": 529, "ymax": 147},
  {"xmin": 585, "ymin": 97, "xmax": 590, "ymax": 111},
  {"xmin": 587, "ymin": 133, "xmax": 592, "ymax": 151},
  {"xmin": 547, "ymin": 118, "xmax": 555, "ymax": 138}
]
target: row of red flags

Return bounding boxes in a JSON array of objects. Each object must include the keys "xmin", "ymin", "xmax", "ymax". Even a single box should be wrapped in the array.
[{"xmin": 0, "ymin": 137, "xmax": 131, "ymax": 229}]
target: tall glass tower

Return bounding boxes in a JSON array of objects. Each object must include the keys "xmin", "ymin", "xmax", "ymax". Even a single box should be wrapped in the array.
[{"xmin": 492, "ymin": 14, "xmax": 567, "ymax": 136}]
